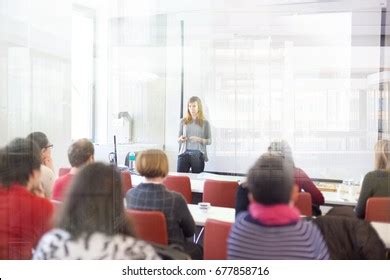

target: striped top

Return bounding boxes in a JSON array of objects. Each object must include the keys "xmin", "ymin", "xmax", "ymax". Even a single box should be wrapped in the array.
[{"xmin": 228, "ymin": 212, "xmax": 329, "ymax": 260}]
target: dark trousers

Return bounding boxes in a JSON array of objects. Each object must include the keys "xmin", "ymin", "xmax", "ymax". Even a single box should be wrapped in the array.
[{"xmin": 177, "ymin": 150, "xmax": 205, "ymax": 174}]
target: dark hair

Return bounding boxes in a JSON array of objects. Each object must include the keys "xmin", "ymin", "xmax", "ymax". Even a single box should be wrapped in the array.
[
  {"xmin": 68, "ymin": 139, "xmax": 94, "ymax": 168},
  {"xmin": 0, "ymin": 138, "xmax": 41, "ymax": 187},
  {"xmin": 246, "ymin": 152, "xmax": 294, "ymax": 205},
  {"xmin": 26, "ymin": 131, "xmax": 50, "ymax": 150},
  {"xmin": 56, "ymin": 162, "xmax": 135, "ymax": 238}
]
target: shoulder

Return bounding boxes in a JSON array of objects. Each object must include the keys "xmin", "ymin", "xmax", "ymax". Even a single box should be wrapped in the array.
[
  {"xmin": 33, "ymin": 228, "xmax": 71, "ymax": 259},
  {"xmin": 31, "ymin": 193, "xmax": 53, "ymax": 212},
  {"xmin": 294, "ymin": 167, "xmax": 310, "ymax": 178},
  {"xmin": 41, "ymin": 164, "xmax": 55, "ymax": 177},
  {"xmin": 362, "ymin": 170, "xmax": 390, "ymax": 185},
  {"xmin": 299, "ymin": 219, "xmax": 324, "ymax": 236},
  {"xmin": 168, "ymin": 189, "xmax": 187, "ymax": 205}
]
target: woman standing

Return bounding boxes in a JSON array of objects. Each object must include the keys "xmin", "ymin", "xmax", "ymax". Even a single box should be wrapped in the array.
[
  {"xmin": 355, "ymin": 139, "xmax": 390, "ymax": 219},
  {"xmin": 177, "ymin": 96, "xmax": 211, "ymax": 173}
]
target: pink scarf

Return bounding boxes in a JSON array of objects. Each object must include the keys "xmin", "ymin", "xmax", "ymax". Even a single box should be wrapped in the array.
[{"xmin": 249, "ymin": 202, "xmax": 301, "ymax": 226}]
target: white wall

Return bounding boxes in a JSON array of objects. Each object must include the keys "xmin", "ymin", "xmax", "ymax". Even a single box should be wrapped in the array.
[{"xmin": 0, "ymin": 0, "xmax": 72, "ymax": 173}]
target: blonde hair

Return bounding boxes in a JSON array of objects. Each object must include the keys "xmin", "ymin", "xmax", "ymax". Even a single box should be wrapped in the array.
[
  {"xmin": 135, "ymin": 149, "xmax": 169, "ymax": 179},
  {"xmin": 183, "ymin": 96, "xmax": 206, "ymax": 127},
  {"xmin": 374, "ymin": 139, "xmax": 390, "ymax": 170}
]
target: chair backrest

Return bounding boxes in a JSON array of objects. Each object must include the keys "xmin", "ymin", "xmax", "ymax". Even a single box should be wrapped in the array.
[
  {"xmin": 365, "ymin": 197, "xmax": 390, "ymax": 223},
  {"xmin": 204, "ymin": 219, "xmax": 232, "ymax": 260},
  {"xmin": 127, "ymin": 209, "xmax": 168, "ymax": 245},
  {"xmin": 203, "ymin": 179, "xmax": 238, "ymax": 208},
  {"xmin": 294, "ymin": 192, "xmax": 312, "ymax": 216},
  {"xmin": 121, "ymin": 171, "xmax": 132, "ymax": 194},
  {"xmin": 58, "ymin": 167, "xmax": 71, "ymax": 177},
  {"xmin": 163, "ymin": 175, "xmax": 192, "ymax": 203}
]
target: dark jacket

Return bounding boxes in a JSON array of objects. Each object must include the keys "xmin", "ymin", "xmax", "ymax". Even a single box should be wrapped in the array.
[
  {"xmin": 313, "ymin": 215, "xmax": 386, "ymax": 259},
  {"xmin": 126, "ymin": 183, "xmax": 195, "ymax": 244}
]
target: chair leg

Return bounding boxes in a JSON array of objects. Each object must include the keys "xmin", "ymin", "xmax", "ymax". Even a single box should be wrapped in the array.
[{"xmin": 195, "ymin": 227, "xmax": 204, "ymax": 244}]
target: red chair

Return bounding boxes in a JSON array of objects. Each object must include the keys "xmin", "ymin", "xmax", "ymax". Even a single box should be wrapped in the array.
[
  {"xmin": 294, "ymin": 192, "xmax": 312, "ymax": 216},
  {"xmin": 121, "ymin": 171, "xmax": 132, "ymax": 194},
  {"xmin": 204, "ymin": 219, "xmax": 232, "ymax": 260},
  {"xmin": 58, "ymin": 167, "xmax": 71, "ymax": 177},
  {"xmin": 202, "ymin": 179, "xmax": 238, "ymax": 208},
  {"xmin": 163, "ymin": 175, "xmax": 192, "ymax": 203},
  {"xmin": 365, "ymin": 197, "xmax": 390, "ymax": 223},
  {"xmin": 127, "ymin": 209, "xmax": 168, "ymax": 245}
]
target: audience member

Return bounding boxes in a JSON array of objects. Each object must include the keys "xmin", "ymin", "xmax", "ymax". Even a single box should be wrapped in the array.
[
  {"xmin": 126, "ymin": 149, "xmax": 202, "ymax": 259},
  {"xmin": 27, "ymin": 132, "xmax": 56, "ymax": 198},
  {"xmin": 52, "ymin": 138, "xmax": 94, "ymax": 201},
  {"xmin": 33, "ymin": 163, "xmax": 159, "ymax": 260},
  {"xmin": 312, "ymin": 211, "xmax": 386, "ymax": 259},
  {"xmin": 228, "ymin": 152, "xmax": 329, "ymax": 260},
  {"xmin": 236, "ymin": 140, "xmax": 324, "ymax": 216},
  {"xmin": 0, "ymin": 138, "xmax": 53, "ymax": 259},
  {"xmin": 355, "ymin": 139, "xmax": 390, "ymax": 218}
]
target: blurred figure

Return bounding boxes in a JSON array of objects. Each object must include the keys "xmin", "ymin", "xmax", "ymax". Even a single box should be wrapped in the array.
[
  {"xmin": 355, "ymin": 139, "xmax": 390, "ymax": 218},
  {"xmin": 126, "ymin": 149, "xmax": 202, "ymax": 259},
  {"xmin": 236, "ymin": 140, "xmax": 324, "ymax": 216},
  {"xmin": 27, "ymin": 132, "xmax": 56, "ymax": 198},
  {"xmin": 0, "ymin": 138, "xmax": 53, "ymax": 259},
  {"xmin": 34, "ymin": 163, "xmax": 159, "ymax": 260},
  {"xmin": 228, "ymin": 152, "xmax": 329, "ymax": 260},
  {"xmin": 52, "ymin": 138, "xmax": 94, "ymax": 201}
]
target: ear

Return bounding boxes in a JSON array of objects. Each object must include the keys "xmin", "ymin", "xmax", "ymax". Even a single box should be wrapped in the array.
[
  {"xmin": 89, "ymin": 155, "xmax": 94, "ymax": 163},
  {"xmin": 248, "ymin": 192, "xmax": 254, "ymax": 203},
  {"xmin": 290, "ymin": 184, "xmax": 299, "ymax": 205}
]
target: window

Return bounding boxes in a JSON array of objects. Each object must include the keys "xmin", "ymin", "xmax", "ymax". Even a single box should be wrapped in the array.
[{"xmin": 71, "ymin": 6, "xmax": 95, "ymax": 140}]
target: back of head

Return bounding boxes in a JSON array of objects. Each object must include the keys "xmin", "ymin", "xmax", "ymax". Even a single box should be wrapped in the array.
[
  {"xmin": 68, "ymin": 138, "xmax": 94, "ymax": 168},
  {"xmin": 0, "ymin": 138, "xmax": 41, "ymax": 187},
  {"xmin": 246, "ymin": 152, "xmax": 294, "ymax": 205},
  {"xmin": 26, "ymin": 131, "xmax": 49, "ymax": 150},
  {"xmin": 136, "ymin": 149, "xmax": 168, "ymax": 179},
  {"xmin": 374, "ymin": 139, "xmax": 390, "ymax": 170},
  {"xmin": 268, "ymin": 140, "xmax": 295, "ymax": 166},
  {"xmin": 56, "ymin": 162, "xmax": 134, "ymax": 238}
]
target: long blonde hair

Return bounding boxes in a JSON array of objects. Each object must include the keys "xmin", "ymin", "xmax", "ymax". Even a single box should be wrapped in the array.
[
  {"xmin": 374, "ymin": 139, "xmax": 390, "ymax": 170},
  {"xmin": 183, "ymin": 96, "xmax": 206, "ymax": 127}
]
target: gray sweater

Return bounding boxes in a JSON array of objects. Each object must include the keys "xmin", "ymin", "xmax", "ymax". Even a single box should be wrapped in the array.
[
  {"xmin": 355, "ymin": 170, "xmax": 390, "ymax": 218},
  {"xmin": 178, "ymin": 119, "xmax": 211, "ymax": 161}
]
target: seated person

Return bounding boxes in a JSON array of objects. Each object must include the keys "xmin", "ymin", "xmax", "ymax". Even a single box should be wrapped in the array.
[
  {"xmin": 27, "ymin": 132, "xmax": 57, "ymax": 198},
  {"xmin": 313, "ymin": 212, "xmax": 386, "ymax": 259},
  {"xmin": 236, "ymin": 140, "xmax": 324, "ymax": 216},
  {"xmin": 355, "ymin": 139, "xmax": 390, "ymax": 219},
  {"xmin": 228, "ymin": 152, "xmax": 329, "ymax": 260},
  {"xmin": 52, "ymin": 138, "xmax": 94, "ymax": 201},
  {"xmin": 34, "ymin": 163, "xmax": 159, "ymax": 260},
  {"xmin": 0, "ymin": 138, "xmax": 53, "ymax": 259},
  {"xmin": 125, "ymin": 149, "xmax": 202, "ymax": 259}
]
